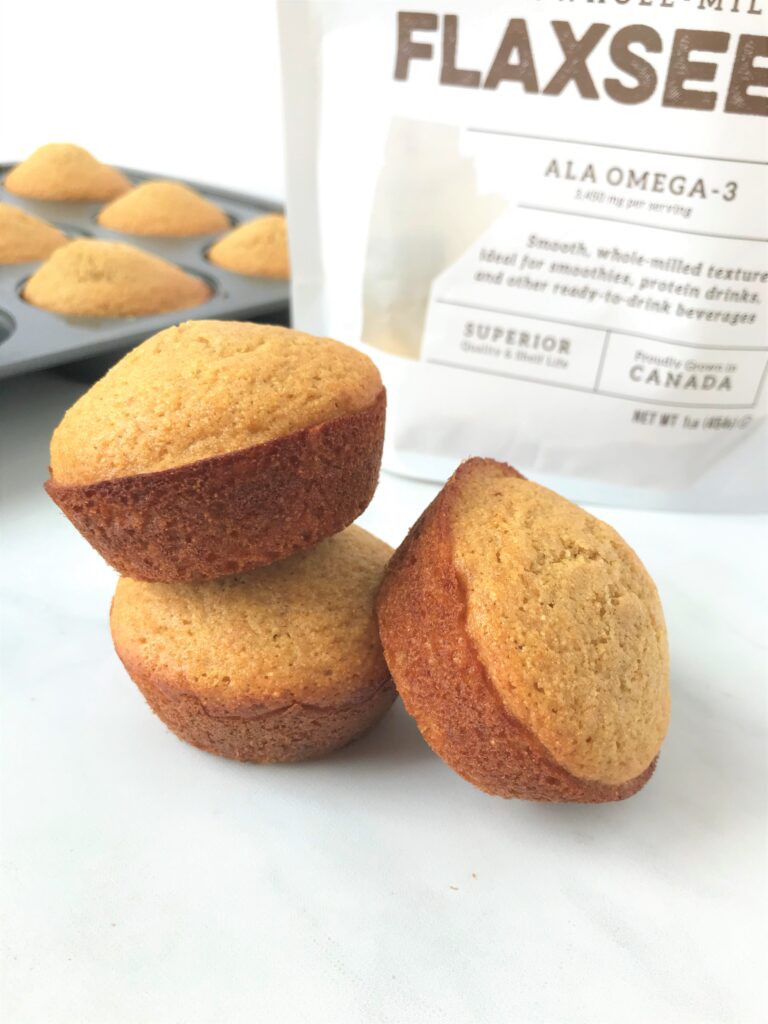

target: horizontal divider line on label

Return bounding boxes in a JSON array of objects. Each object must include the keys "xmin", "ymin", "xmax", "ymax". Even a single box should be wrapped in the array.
[
  {"xmin": 434, "ymin": 297, "xmax": 768, "ymax": 352},
  {"xmin": 425, "ymin": 357, "xmax": 760, "ymax": 410},
  {"xmin": 426, "ymin": 356, "xmax": 597, "ymax": 395},
  {"xmin": 517, "ymin": 203, "xmax": 768, "ymax": 244},
  {"xmin": 466, "ymin": 127, "xmax": 767, "ymax": 167}
]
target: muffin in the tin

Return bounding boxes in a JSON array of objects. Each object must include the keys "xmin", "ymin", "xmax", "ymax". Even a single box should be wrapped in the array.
[
  {"xmin": 98, "ymin": 181, "xmax": 230, "ymax": 237},
  {"xmin": 45, "ymin": 320, "xmax": 386, "ymax": 582},
  {"xmin": 377, "ymin": 458, "xmax": 670, "ymax": 803},
  {"xmin": 4, "ymin": 143, "xmax": 130, "ymax": 202},
  {"xmin": 23, "ymin": 239, "xmax": 209, "ymax": 317},
  {"xmin": 208, "ymin": 214, "xmax": 289, "ymax": 279},
  {"xmin": 111, "ymin": 526, "xmax": 396, "ymax": 762},
  {"xmin": 0, "ymin": 203, "xmax": 67, "ymax": 264}
]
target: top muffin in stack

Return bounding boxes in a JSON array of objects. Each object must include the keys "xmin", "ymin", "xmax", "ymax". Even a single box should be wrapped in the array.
[{"xmin": 46, "ymin": 320, "xmax": 386, "ymax": 580}]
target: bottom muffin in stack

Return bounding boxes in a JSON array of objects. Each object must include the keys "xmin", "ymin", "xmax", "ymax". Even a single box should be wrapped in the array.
[{"xmin": 110, "ymin": 526, "xmax": 395, "ymax": 762}]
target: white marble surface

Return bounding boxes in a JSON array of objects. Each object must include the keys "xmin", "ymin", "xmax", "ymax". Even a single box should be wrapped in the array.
[{"xmin": 1, "ymin": 370, "xmax": 765, "ymax": 1024}]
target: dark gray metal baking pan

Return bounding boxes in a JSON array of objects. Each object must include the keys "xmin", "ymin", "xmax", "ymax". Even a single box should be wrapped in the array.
[{"xmin": 0, "ymin": 165, "xmax": 290, "ymax": 379}]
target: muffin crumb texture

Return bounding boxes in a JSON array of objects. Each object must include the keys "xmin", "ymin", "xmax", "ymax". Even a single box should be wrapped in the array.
[
  {"xmin": 0, "ymin": 203, "xmax": 67, "ymax": 264},
  {"xmin": 49, "ymin": 320, "xmax": 382, "ymax": 486},
  {"xmin": 4, "ymin": 143, "xmax": 131, "ymax": 201},
  {"xmin": 23, "ymin": 239, "xmax": 209, "ymax": 319},
  {"xmin": 451, "ymin": 462, "xmax": 669, "ymax": 786},
  {"xmin": 111, "ymin": 526, "xmax": 393, "ymax": 711},
  {"xmin": 98, "ymin": 181, "xmax": 230, "ymax": 237},
  {"xmin": 208, "ymin": 214, "xmax": 290, "ymax": 278}
]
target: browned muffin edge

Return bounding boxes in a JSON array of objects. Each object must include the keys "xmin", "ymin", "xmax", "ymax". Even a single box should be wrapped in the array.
[
  {"xmin": 45, "ymin": 388, "xmax": 386, "ymax": 581},
  {"xmin": 376, "ymin": 459, "xmax": 656, "ymax": 802},
  {"xmin": 113, "ymin": 627, "xmax": 396, "ymax": 763}
]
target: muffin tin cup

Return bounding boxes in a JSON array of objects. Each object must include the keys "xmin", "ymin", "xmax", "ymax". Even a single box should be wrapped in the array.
[{"xmin": 0, "ymin": 166, "xmax": 290, "ymax": 378}]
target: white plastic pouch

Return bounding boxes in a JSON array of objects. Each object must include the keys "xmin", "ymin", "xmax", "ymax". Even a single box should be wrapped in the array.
[{"xmin": 279, "ymin": 0, "xmax": 768, "ymax": 510}]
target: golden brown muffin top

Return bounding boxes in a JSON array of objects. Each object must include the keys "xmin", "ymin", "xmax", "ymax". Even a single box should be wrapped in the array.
[
  {"xmin": 0, "ymin": 203, "xmax": 67, "ymax": 265},
  {"xmin": 111, "ymin": 526, "xmax": 392, "ymax": 709},
  {"xmin": 4, "ymin": 144, "xmax": 131, "ymax": 201},
  {"xmin": 50, "ymin": 319, "xmax": 383, "ymax": 486},
  {"xmin": 208, "ymin": 214, "xmax": 289, "ymax": 278},
  {"xmin": 450, "ymin": 460, "xmax": 669, "ymax": 786},
  {"xmin": 98, "ymin": 181, "xmax": 230, "ymax": 237},
  {"xmin": 23, "ymin": 239, "xmax": 209, "ymax": 319}
]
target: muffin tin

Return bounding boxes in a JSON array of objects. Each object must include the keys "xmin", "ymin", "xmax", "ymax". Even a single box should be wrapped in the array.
[{"xmin": 0, "ymin": 165, "xmax": 290, "ymax": 379}]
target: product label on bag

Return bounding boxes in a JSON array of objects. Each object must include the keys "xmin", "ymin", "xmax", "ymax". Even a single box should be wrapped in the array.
[
  {"xmin": 279, "ymin": 0, "xmax": 768, "ymax": 507},
  {"xmin": 422, "ymin": 203, "xmax": 767, "ymax": 413}
]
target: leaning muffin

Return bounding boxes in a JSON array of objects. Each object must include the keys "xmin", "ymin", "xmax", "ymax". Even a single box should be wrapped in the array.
[
  {"xmin": 46, "ymin": 320, "xmax": 385, "ymax": 581},
  {"xmin": 23, "ymin": 239, "xmax": 209, "ymax": 317},
  {"xmin": 377, "ymin": 458, "xmax": 670, "ymax": 803},
  {"xmin": 4, "ymin": 143, "xmax": 130, "ymax": 201},
  {"xmin": 98, "ymin": 181, "xmax": 230, "ymax": 237},
  {"xmin": 0, "ymin": 203, "xmax": 67, "ymax": 264},
  {"xmin": 111, "ymin": 526, "xmax": 396, "ymax": 762},
  {"xmin": 208, "ymin": 214, "xmax": 289, "ymax": 278}
]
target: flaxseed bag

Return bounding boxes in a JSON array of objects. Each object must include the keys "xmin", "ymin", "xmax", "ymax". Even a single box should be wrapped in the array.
[{"xmin": 279, "ymin": 1, "xmax": 767, "ymax": 509}]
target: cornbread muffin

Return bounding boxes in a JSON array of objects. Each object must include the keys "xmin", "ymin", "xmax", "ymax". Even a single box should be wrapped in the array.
[
  {"xmin": 4, "ymin": 143, "xmax": 130, "ymax": 201},
  {"xmin": 377, "ymin": 458, "xmax": 670, "ymax": 803},
  {"xmin": 0, "ymin": 203, "xmax": 67, "ymax": 264},
  {"xmin": 23, "ymin": 239, "xmax": 209, "ymax": 317},
  {"xmin": 208, "ymin": 214, "xmax": 289, "ymax": 278},
  {"xmin": 98, "ymin": 181, "xmax": 230, "ymax": 237},
  {"xmin": 46, "ymin": 320, "xmax": 385, "ymax": 581},
  {"xmin": 111, "ymin": 526, "xmax": 396, "ymax": 762}
]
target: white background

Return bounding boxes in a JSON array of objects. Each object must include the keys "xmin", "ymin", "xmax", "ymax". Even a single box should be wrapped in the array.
[{"xmin": 0, "ymin": 0, "xmax": 286, "ymax": 200}]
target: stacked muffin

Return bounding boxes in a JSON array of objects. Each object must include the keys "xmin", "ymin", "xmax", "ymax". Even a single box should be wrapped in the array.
[{"xmin": 47, "ymin": 320, "xmax": 395, "ymax": 762}]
